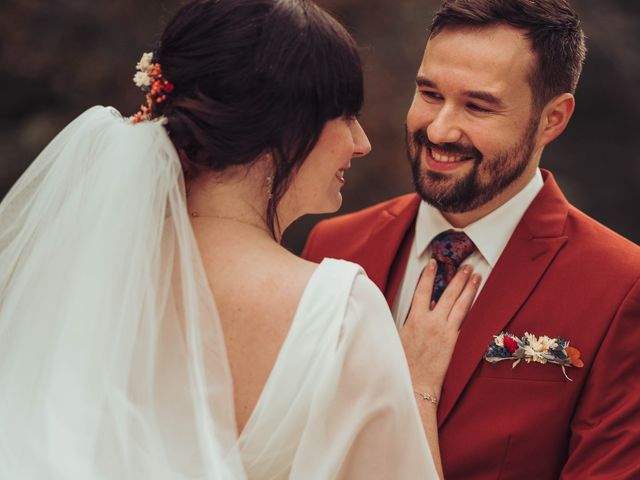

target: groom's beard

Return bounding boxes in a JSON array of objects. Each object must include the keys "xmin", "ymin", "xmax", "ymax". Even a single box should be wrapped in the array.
[{"xmin": 405, "ymin": 121, "xmax": 538, "ymax": 213}]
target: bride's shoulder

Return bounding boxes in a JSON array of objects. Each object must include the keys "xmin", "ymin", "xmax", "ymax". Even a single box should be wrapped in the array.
[
  {"xmin": 319, "ymin": 260, "xmax": 410, "ymax": 385},
  {"xmin": 317, "ymin": 258, "xmax": 382, "ymax": 298},
  {"xmin": 306, "ymin": 258, "xmax": 392, "ymax": 327},
  {"xmin": 303, "ymin": 258, "xmax": 370, "ymax": 295},
  {"xmin": 294, "ymin": 258, "xmax": 407, "ymax": 378},
  {"xmin": 275, "ymin": 255, "xmax": 390, "ymax": 333}
]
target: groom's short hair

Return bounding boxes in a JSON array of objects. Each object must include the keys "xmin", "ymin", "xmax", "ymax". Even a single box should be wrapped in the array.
[{"xmin": 429, "ymin": 0, "xmax": 586, "ymax": 112}]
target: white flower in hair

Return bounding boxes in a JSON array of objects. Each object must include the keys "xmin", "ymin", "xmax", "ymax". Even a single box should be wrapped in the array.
[
  {"xmin": 133, "ymin": 71, "xmax": 151, "ymax": 88},
  {"xmin": 136, "ymin": 52, "xmax": 154, "ymax": 72}
]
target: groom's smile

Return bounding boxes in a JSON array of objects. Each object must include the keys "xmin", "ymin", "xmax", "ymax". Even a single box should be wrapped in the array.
[{"xmin": 426, "ymin": 144, "xmax": 477, "ymax": 172}]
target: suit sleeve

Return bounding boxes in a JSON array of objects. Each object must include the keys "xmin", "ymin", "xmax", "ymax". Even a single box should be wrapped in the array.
[{"xmin": 561, "ymin": 277, "xmax": 640, "ymax": 478}]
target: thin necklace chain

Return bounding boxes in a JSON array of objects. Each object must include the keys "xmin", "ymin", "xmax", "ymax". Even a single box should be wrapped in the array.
[{"xmin": 189, "ymin": 211, "xmax": 272, "ymax": 236}]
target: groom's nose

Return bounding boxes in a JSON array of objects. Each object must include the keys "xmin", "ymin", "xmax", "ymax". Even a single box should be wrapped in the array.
[{"xmin": 426, "ymin": 105, "xmax": 463, "ymax": 145}]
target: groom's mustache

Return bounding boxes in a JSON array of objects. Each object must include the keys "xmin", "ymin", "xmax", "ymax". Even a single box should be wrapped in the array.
[{"xmin": 412, "ymin": 129, "xmax": 482, "ymax": 162}]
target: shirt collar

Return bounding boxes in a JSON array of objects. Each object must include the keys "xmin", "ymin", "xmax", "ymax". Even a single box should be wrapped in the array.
[{"xmin": 415, "ymin": 169, "xmax": 544, "ymax": 267}]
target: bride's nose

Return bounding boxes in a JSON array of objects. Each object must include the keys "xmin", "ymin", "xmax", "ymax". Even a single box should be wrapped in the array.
[{"xmin": 351, "ymin": 119, "xmax": 372, "ymax": 158}]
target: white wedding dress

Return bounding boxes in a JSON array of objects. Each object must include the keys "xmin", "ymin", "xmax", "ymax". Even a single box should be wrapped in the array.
[
  {"xmin": 0, "ymin": 107, "xmax": 438, "ymax": 479},
  {"xmin": 237, "ymin": 258, "xmax": 437, "ymax": 478}
]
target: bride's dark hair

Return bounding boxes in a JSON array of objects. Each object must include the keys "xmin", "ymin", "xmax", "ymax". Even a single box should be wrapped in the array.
[{"xmin": 153, "ymin": 0, "xmax": 363, "ymax": 237}]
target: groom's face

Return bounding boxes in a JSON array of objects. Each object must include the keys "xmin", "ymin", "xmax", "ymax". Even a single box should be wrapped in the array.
[{"xmin": 406, "ymin": 24, "xmax": 542, "ymax": 213}]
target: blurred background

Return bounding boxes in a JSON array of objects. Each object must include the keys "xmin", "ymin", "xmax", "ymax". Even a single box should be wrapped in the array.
[{"xmin": 1, "ymin": 0, "xmax": 638, "ymax": 253}]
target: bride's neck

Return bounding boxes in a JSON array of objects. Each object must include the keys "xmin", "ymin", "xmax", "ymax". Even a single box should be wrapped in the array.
[{"xmin": 187, "ymin": 167, "xmax": 281, "ymax": 241}]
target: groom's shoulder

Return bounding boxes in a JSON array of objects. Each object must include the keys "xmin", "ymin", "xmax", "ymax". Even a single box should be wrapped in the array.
[
  {"xmin": 536, "ymin": 170, "xmax": 640, "ymax": 271},
  {"xmin": 565, "ymin": 203, "xmax": 640, "ymax": 272},
  {"xmin": 567, "ymin": 205, "xmax": 640, "ymax": 251},
  {"xmin": 315, "ymin": 193, "xmax": 417, "ymax": 234},
  {"xmin": 302, "ymin": 193, "xmax": 418, "ymax": 261}
]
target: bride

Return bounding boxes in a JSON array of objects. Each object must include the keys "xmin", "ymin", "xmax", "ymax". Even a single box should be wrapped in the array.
[{"xmin": 0, "ymin": 0, "xmax": 479, "ymax": 478}]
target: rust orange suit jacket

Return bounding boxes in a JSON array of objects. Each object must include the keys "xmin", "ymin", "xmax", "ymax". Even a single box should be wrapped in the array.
[{"xmin": 302, "ymin": 170, "xmax": 640, "ymax": 479}]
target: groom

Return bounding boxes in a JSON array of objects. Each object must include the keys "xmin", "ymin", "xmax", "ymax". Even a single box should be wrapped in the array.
[{"xmin": 303, "ymin": 0, "xmax": 640, "ymax": 478}]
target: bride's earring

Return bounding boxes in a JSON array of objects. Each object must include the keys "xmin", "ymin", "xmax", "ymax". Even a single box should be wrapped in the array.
[{"xmin": 266, "ymin": 175, "xmax": 273, "ymax": 199}]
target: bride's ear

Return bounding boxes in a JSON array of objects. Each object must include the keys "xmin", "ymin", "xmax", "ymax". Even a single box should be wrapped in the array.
[
  {"xmin": 260, "ymin": 150, "xmax": 274, "ymax": 165},
  {"xmin": 255, "ymin": 150, "xmax": 276, "ymax": 176}
]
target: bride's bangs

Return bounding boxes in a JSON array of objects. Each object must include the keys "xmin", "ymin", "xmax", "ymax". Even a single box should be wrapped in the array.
[{"xmin": 304, "ymin": 9, "xmax": 364, "ymax": 120}]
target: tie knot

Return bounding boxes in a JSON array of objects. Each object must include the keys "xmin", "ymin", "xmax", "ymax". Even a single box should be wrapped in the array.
[{"xmin": 430, "ymin": 230, "xmax": 475, "ymax": 267}]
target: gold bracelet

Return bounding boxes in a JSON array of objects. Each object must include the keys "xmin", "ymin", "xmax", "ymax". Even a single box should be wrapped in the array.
[{"xmin": 414, "ymin": 391, "xmax": 438, "ymax": 404}]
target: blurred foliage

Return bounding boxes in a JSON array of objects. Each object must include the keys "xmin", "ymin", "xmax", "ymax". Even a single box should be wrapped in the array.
[{"xmin": 1, "ymin": 0, "xmax": 638, "ymax": 254}]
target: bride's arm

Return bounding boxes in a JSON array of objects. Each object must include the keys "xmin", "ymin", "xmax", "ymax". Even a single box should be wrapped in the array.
[{"xmin": 400, "ymin": 259, "xmax": 481, "ymax": 478}]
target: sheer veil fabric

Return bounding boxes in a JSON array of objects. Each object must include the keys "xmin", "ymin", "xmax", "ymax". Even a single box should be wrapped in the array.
[
  {"xmin": 0, "ymin": 107, "xmax": 244, "ymax": 478},
  {"xmin": 0, "ymin": 107, "xmax": 438, "ymax": 479}
]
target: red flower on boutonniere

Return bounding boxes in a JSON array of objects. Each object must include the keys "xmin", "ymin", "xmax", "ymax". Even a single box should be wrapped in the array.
[
  {"xmin": 503, "ymin": 335, "xmax": 518, "ymax": 354},
  {"xmin": 483, "ymin": 332, "xmax": 584, "ymax": 381}
]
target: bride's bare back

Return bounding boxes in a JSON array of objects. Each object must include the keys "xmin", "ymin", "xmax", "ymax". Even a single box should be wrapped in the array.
[{"xmin": 192, "ymin": 219, "xmax": 316, "ymax": 433}]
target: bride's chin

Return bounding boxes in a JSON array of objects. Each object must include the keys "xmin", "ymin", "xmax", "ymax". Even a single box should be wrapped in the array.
[
  {"xmin": 288, "ymin": 195, "xmax": 343, "ymax": 222},
  {"xmin": 321, "ymin": 194, "xmax": 343, "ymax": 215},
  {"xmin": 303, "ymin": 193, "xmax": 342, "ymax": 215}
]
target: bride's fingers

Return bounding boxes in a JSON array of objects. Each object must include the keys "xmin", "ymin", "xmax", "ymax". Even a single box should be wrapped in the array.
[
  {"xmin": 434, "ymin": 265, "xmax": 473, "ymax": 313},
  {"xmin": 448, "ymin": 273, "xmax": 481, "ymax": 330},
  {"xmin": 408, "ymin": 259, "xmax": 437, "ymax": 319}
]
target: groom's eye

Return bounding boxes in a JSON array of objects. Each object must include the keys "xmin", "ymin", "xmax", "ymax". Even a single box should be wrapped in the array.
[
  {"xmin": 420, "ymin": 90, "xmax": 442, "ymax": 101},
  {"xmin": 467, "ymin": 103, "xmax": 493, "ymax": 113}
]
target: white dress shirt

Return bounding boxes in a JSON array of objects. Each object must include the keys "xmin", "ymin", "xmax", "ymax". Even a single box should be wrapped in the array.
[{"xmin": 391, "ymin": 169, "xmax": 544, "ymax": 329}]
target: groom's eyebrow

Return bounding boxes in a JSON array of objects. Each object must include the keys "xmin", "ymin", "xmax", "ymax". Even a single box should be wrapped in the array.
[
  {"xmin": 466, "ymin": 90, "xmax": 505, "ymax": 108},
  {"xmin": 416, "ymin": 76, "xmax": 437, "ymax": 88},
  {"xmin": 416, "ymin": 75, "xmax": 505, "ymax": 109}
]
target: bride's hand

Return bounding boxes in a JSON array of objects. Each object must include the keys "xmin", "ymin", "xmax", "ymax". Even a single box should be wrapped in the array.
[{"xmin": 400, "ymin": 259, "xmax": 481, "ymax": 400}]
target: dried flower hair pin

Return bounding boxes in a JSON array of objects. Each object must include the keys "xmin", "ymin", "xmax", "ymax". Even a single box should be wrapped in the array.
[
  {"xmin": 484, "ymin": 331, "xmax": 584, "ymax": 381},
  {"xmin": 130, "ymin": 52, "xmax": 174, "ymax": 124}
]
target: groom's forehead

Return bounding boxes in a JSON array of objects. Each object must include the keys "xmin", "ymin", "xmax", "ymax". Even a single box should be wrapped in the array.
[
  {"xmin": 424, "ymin": 24, "xmax": 533, "ymax": 64},
  {"xmin": 420, "ymin": 25, "xmax": 535, "ymax": 89}
]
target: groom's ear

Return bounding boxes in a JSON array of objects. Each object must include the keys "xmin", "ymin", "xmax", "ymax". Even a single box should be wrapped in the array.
[{"xmin": 536, "ymin": 93, "xmax": 575, "ymax": 147}]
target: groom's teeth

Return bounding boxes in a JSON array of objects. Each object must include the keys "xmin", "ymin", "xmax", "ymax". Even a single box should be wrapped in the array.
[
  {"xmin": 431, "ymin": 150, "xmax": 468, "ymax": 163},
  {"xmin": 335, "ymin": 170, "xmax": 345, "ymax": 179}
]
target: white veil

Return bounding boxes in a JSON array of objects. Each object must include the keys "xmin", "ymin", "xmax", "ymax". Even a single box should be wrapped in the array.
[{"xmin": 0, "ymin": 107, "xmax": 246, "ymax": 479}]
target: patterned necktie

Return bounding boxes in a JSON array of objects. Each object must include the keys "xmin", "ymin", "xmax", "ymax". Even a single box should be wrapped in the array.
[{"xmin": 430, "ymin": 230, "xmax": 476, "ymax": 303}]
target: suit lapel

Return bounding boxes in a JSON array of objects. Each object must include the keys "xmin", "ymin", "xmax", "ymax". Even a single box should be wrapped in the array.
[
  {"xmin": 438, "ymin": 171, "xmax": 570, "ymax": 427},
  {"xmin": 357, "ymin": 194, "xmax": 421, "ymax": 296}
]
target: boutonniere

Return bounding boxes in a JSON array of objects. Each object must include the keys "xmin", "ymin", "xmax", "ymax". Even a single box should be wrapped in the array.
[{"xmin": 483, "ymin": 332, "xmax": 584, "ymax": 381}]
